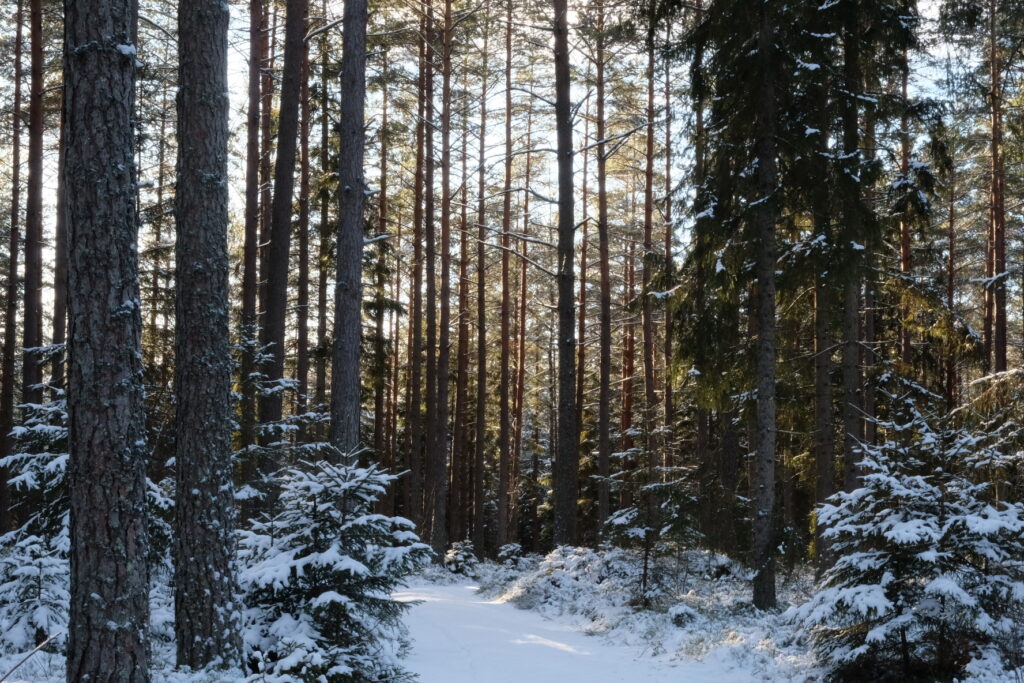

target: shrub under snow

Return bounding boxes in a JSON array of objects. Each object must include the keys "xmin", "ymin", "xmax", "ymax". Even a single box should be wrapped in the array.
[
  {"xmin": 794, "ymin": 397, "xmax": 1024, "ymax": 681},
  {"xmin": 239, "ymin": 458, "xmax": 431, "ymax": 682}
]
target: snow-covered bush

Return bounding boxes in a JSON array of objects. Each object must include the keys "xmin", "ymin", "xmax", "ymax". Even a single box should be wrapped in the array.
[
  {"xmin": 795, "ymin": 396, "xmax": 1024, "ymax": 682},
  {"xmin": 0, "ymin": 387, "xmax": 70, "ymax": 653},
  {"xmin": 502, "ymin": 546, "xmax": 647, "ymax": 614},
  {"xmin": 602, "ymin": 469, "xmax": 698, "ymax": 608},
  {"xmin": 239, "ymin": 457, "xmax": 431, "ymax": 682},
  {"xmin": 0, "ymin": 531, "xmax": 69, "ymax": 651},
  {"xmin": 497, "ymin": 542, "xmax": 522, "ymax": 564},
  {"xmin": 0, "ymin": 380, "xmax": 174, "ymax": 658},
  {"xmin": 443, "ymin": 540, "xmax": 479, "ymax": 576}
]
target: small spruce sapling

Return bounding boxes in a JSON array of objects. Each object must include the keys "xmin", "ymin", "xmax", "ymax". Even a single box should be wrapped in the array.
[
  {"xmin": 795, "ymin": 386, "xmax": 1024, "ymax": 681},
  {"xmin": 239, "ymin": 455, "xmax": 431, "ymax": 682}
]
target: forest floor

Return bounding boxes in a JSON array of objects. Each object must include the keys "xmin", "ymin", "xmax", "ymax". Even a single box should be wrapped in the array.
[
  {"xmin": 396, "ymin": 581, "xmax": 724, "ymax": 682},
  {"xmin": 398, "ymin": 548, "xmax": 820, "ymax": 683},
  {"xmin": 398, "ymin": 548, "xmax": 1023, "ymax": 683}
]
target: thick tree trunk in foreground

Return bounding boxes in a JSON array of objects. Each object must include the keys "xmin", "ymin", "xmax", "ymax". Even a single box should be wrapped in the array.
[
  {"xmin": 64, "ymin": 0, "xmax": 150, "ymax": 675},
  {"xmin": 173, "ymin": 0, "xmax": 241, "ymax": 667},
  {"xmin": 552, "ymin": 0, "xmax": 578, "ymax": 546},
  {"xmin": 331, "ymin": 0, "xmax": 368, "ymax": 455}
]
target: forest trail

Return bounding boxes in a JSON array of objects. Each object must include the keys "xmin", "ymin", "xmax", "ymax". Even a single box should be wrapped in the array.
[{"xmin": 395, "ymin": 582, "xmax": 744, "ymax": 683}]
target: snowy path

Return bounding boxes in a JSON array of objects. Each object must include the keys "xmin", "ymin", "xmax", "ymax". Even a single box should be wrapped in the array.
[{"xmin": 395, "ymin": 582, "xmax": 744, "ymax": 683}]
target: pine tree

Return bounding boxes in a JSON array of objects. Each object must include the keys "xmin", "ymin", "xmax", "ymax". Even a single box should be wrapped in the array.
[
  {"xmin": 64, "ymin": 0, "xmax": 150, "ymax": 673},
  {"xmin": 173, "ymin": 0, "xmax": 241, "ymax": 666}
]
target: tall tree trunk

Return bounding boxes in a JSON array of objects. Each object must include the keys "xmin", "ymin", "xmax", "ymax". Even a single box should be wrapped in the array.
[
  {"xmin": 260, "ymin": 0, "xmax": 308, "ymax": 428},
  {"xmin": 473, "ymin": 26, "xmax": 490, "ymax": 552},
  {"xmin": 946, "ymin": 170, "xmax": 957, "ymax": 410},
  {"xmin": 641, "ymin": 37, "xmax": 658, "ymax": 471},
  {"xmin": 575, "ymin": 101, "xmax": 588, "ymax": 455},
  {"xmin": 511, "ymin": 107, "xmax": 533, "ymax": 543},
  {"xmin": 296, "ymin": 46, "xmax": 311, "ymax": 440},
  {"xmin": 898, "ymin": 56, "xmax": 912, "ymax": 367},
  {"xmin": 751, "ymin": 5, "xmax": 778, "ymax": 611},
  {"xmin": 813, "ymin": 273, "xmax": 833, "ymax": 554},
  {"xmin": 0, "ymin": 0, "xmax": 25, "ymax": 534},
  {"xmin": 662, "ymin": 32, "xmax": 674, "ymax": 463},
  {"xmin": 452, "ymin": 80, "xmax": 471, "ymax": 543},
  {"xmin": 840, "ymin": 0, "xmax": 865, "ymax": 492},
  {"xmin": 22, "ymin": 0, "xmax": 44, "ymax": 408},
  {"xmin": 407, "ymin": 16, "xmax": 427, "ymax": 525},
  {"xmin": 64, "ymin": 0, "xmax": 150, "ymax": 674},
  {"xmin": 373, "ymin": 59, "xmax": 390, "ymax": 460},
  {"xmin": 314, "ymin": 0, "xmax": 330, "ymax": 417},
  {"xmin": 497, "ymin": 0, "xmax": 513, "ymax": 548},
  {"xmin": 430, "ymin": 0, "xmax": 454, "ymax": 554},
  {"xmin": 595, "ymin": 5, "xmax": 611, "ymax": 530},
  {"xmin": 258, "ymin": 2, "xmax": 275, "ymax": 345},
  {"xmin": 331, "ymin": 0, "xmax": 368, "ymax": 454},
  {"xmin": 989, "ymin": 0, "xmax": 1007, "ymax": 373},
  {"xmin": 173, "ymin": 0, "xmax": 241, "ymax": 664},
  {"xmin": 807, "ymin": 56, "xmax": 833, "ymax": 559},
  {"xmin": 552, "ymin": 0, "xmax": 577, "ymax": 546},
  {"xmin": 240, "ymin": 0, "xmax": 262, "ymax": 451},
  {"xmin": 620, "ymin": 239, "xmax": 636, "ymax": 509},
  {"xmin": 51, "ymin": 102, "xmax": 68, "ymax": 394},
  {"xmin": 422, "ymin": 0, "xmax": 438, "ymax": 530}
]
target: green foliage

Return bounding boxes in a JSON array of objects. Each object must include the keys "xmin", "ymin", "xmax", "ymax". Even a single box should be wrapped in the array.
[
  {"xmin": 796, "ymin": 388, "xmax": 1024, "ymax": 681},
  {"xmin": 239, "ymin": 456, "xmax": 432, "ymax": 682}
]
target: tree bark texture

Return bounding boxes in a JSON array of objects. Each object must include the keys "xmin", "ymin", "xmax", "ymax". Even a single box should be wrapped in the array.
[
  {"xmin": 552, "ymin": 0, "xmax": 578, "ymax": 546},
  {"xmin": 259, "ymin": 0, "xmax": 307, "ymax": 427},
  {"xmin": 331, "ymin": 0, "xmax": 368, "ymax": 455},
  {"xmin": 64, "ymin": 0, "xmax": 150, "ymax": 675},
  {"xmin": 173, "ymin": 0, "xmax": 241, "ymax": 666}
]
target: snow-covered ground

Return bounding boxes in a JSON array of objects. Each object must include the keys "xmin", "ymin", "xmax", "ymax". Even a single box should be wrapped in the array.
[
  {"xmin": 400, "ymin": 548, "xmax": 1024, "ymax": 683},
  {"xmin": 396, "ymin": 581, "xmax": 739, "ymax": 683}
]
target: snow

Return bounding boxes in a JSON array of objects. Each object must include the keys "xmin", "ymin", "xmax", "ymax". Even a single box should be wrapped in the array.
[{"xmin": 395, "ymin": 581, "xmax": 737, "ymax": 683}]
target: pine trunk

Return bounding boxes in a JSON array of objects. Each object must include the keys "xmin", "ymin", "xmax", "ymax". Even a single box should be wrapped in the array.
[
  {"xmin": 473, "ymin": 27, "xmax": 490, "ymax": 552},
  {"xmin": 331, "ymin": 0, "xmax": 368, "ymax": 454},
  {"xmin": 0, "ymin": 0, "xmax": 24, "ymax": 534},
  {"xmin": 751, "ymin": 5, "xmax": 777, "ymax": 611},
  {"xmin": 595, "ymin": 8, "xmax": 611, "ymax": 529},
  {"xmin": 240, "ymin": 0, "xmax": 262, "ymax": 450},
  {"xmin": 22, "ymin": 0, "xmax": 44, "ymax": 408},
  {"xmin": 260, "ymin": 0, "xmax": 308, "ymax": 427},
  {"xmin": 989, "ymin": 0, "xmax": 1006, "ymax": 373},
  {"xmin": 430, "ymin": 0, "xmax": 454, "ymax": 554},
  {"xmin": 173, "ymin": 0, "xmax": 241, "ymax": 664},
  {"xmin": 296, "ymin": 46, "xmax": 311, "ymax": 440},
  {"xmin": 497, "ymin": 0, "xmax": 513, "ymax": 548},
  {"xmin": 552, "ymin": 0, "xmax": 577, "ymax": 546},
  {"xmin": 65, "ymin": 0, "xmax": 150, "ymax": 673}
]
